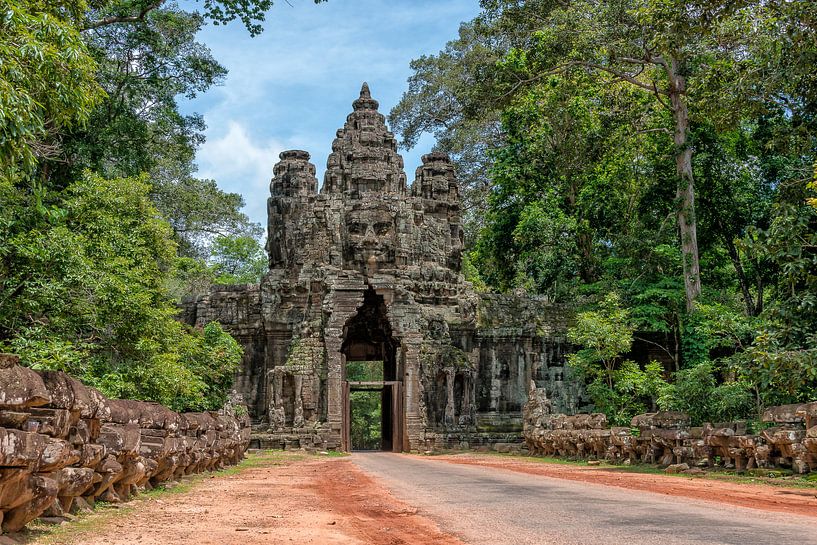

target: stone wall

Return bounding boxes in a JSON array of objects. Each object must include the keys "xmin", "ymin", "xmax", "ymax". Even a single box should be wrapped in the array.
[
  {"xmin": 522, "ymin": 381, "xmax": 817, "ymax": 473},
  {"xmin": 0, "ymin": 354, "xmax": 251, "ymax": 535}
]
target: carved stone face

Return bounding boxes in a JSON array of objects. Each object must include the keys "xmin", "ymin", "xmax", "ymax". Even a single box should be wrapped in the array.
[{"xmin": 343, "ymin": 206, "xmax": 396, "ymax": 269}]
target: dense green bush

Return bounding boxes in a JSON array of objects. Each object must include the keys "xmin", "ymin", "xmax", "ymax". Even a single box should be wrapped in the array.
[
  {"xmin": 567, "ymin": 294, "xmax": 668, "ymax": 425},
  {"xmin": 657, "ymin": 362, "xmax": 754, "ymax": 426},
  {"xmin": 0, "ymin": 173, "xmax": 242, "ymax": 411}
]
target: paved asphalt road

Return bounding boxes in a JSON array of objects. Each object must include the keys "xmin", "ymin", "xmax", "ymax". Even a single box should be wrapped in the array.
[{"xmin": 351, "ymin": 453, "xmax": 817, "ymax": 545}]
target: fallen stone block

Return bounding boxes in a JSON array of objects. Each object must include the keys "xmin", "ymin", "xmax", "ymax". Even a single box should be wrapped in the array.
[{"xmin": 1, "ymin": 473, "xmax": 58, "ymax": 533}]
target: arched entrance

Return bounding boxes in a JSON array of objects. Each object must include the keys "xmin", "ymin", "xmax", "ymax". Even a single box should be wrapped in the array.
[{"xmin": 341, "ymin": 288, "xmax": 403, "ymax": 452}]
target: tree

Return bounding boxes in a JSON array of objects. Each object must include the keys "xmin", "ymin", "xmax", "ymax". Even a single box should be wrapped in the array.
[
  {"xmin": 152, "ymin": 177, "xmax": 263, "ymax": 259},
  {"xmin": 392, "ymin": 0, "xmax": 816, "ymax": 419},
  {"xmin": 390, "ymin": 18, "xmax": 514, "ymax": 236},
  {"xmin": 49, "ymin": 3, "xmax": 263, "ymax": 257},
  {"xmin": 0, "ymin": 0, "xmax": 103, "ymax": 179},
  {"xmin": 81, "ymin": 0, "xmax": 324, "ymax": 37},
  {"xmin": 0, "ymin": 0, "xmax": 333, "ymax": 410},
  {"xmin": 567, "ymin": 293, "xmax": 667, "ymax": 424},
  {"xmin": 210, "ymin": 234, "xmax": 267, "ymax": 285},
  {"xmin": 5, "ymin": 1, "xmax": 319, "ymax": 183},
  {"xmin": 567, "ymin": 293, "xmax": 635, "ymax": 390},
  {"xmin": 0, "ymin": 172, "xmax": 242, "ymax": 410},
  {"xmin": 481, "ymin": 0, "xmax": 779, "ymax": 311},
  {"xmin": 57, "ymin": 5, "xmax": 226, "ymax": 183},
  {"xmin": 471, "ymin": 69, "xmax": 677, "ymax": 296}
]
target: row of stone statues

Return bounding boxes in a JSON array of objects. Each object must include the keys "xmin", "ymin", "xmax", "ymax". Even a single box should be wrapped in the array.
[
  {"xmin": 0, "ymin": 354, "xmax": 251, "ymax": 535},
  {"xmin": 523, "ymin": 381, "xmax": 817, "ymax": 473}
]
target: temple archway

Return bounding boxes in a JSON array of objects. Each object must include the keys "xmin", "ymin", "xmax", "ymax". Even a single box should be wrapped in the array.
[{"xmin": 341, "ymin": 288, "xmax": 403, "ymax": 452}]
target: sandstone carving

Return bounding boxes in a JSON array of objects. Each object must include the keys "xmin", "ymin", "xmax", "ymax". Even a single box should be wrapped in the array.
[
  {"xmin": 183, "ymin": 84, "xmax": 591, "ymax": 452},
  {"xmin": 523, "ymin": 400, "xmax": 817, "ymax": 474},
  {"xmin": 0, "ymin": 354, "xmax": 250, "ymax": 535}
]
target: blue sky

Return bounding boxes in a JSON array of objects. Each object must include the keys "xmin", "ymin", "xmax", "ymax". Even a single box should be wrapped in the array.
[{"xmin": 178, "ymin": 0, "xmax": 481, "ymax": 226}]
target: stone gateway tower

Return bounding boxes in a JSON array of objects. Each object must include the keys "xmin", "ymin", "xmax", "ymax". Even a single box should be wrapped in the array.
[{"xmin": 183, "ymin": 84, "xmax": 589, "ymax": 451}]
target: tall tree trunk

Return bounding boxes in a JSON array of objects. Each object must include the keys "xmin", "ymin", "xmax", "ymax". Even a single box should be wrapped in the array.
[
  {"xmin": 673, "ymin": 316, "xmax": 681, "ymax": 372},
  {"xmin": 568, "ymin": 181, "xmax": 596, "ymax": 282},
  {"xmin": 577, "ymin": 230, "xmax": 596, "ymax": 283},
  {"xmin": 668, "ymin": 60, "xmax": 702, "ymax": 312},
  {"xmin": 723, "ymin": 232, "xmax": 757, "ymax": 316}
]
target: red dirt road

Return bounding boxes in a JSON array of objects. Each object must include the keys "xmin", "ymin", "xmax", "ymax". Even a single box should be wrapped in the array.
[
  {"xmin": 431, "ymin": 453, "xmax": 817, "ymax": 518},
  {"xmin": 25, "ymin": 451, "xmax": 817, "ymax": 545},
  {"xmin": 29, "ymin": 454, "xmax": 464, "ymax": 545}
]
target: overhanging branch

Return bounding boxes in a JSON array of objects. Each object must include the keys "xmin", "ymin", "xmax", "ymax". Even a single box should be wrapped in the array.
[
  {"xmin": 82, "ymin": 1, "xmax": 165, "ymax": 30},
  {"xmin": 502, "ymin": 60, "xmax": 669, "ymax": 100}
]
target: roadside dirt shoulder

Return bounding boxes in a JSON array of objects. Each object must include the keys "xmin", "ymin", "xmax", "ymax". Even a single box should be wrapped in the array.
[
  {"xmin": 428, "ymin": 453, "xmax": 817, "ymax": 518},
  {"xmin": 23, "ymin": 453, "xmax": 464, "ymax": 545}
]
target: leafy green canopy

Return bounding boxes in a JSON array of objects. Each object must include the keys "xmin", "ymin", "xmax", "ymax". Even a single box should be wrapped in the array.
[
  {"xmin": 209, "ymin": 234, "xmax": 267, "ymax": 284},
  {"xmin": 65, "ymin": 2, "xmax": 265, "ymax": 260},
  {"xmin": 0, "ymin": 173, "xmax": 241, "ymax": 411},
  {"xmin": 5, "ymin": 1, "xmax": 282, "ymax": 261},
  {"xmin": 0, "ymin": 1, "xmax": 103, "ymax": 178},
  {"xmin": 395, "ymin": 0, "xmax": 817, "ymax": 419}
]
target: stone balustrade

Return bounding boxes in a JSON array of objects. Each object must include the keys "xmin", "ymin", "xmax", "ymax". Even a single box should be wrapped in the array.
[
  {"xmin": 0, "ymin": 354, "xmax": 251, "ymax": 535},
  {"xmin": 523, "ymin": 383, "xmax": 817, "ymax": 474}
]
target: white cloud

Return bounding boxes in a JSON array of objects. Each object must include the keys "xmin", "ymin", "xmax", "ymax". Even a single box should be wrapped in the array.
[{"xmin": 196, "ymin": 121, "xmax": 286, "ymax": 225}]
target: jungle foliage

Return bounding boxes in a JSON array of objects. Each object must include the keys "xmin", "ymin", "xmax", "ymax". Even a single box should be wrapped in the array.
[
  {"xmin": 393, "ymin": 0, "xmax": 817, "ymax": 422},
  {"xmin": 0, "ymin": 0, "xmax": 314, "ymax": 410},
  {"xmin": 350, "ymin": 390, "xmax": 382, "ymax": 451}
]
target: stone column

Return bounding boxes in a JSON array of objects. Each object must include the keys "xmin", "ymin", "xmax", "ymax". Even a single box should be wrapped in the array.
[
  {"xmin": 324, "ymin": 332, "xmax": 343, "ymax": 442},
  {"xmin": 401, "ymin": 334, "xmax": 426, "ymax": 451},
  {"xmin": 490, "ymin": 346, "xmax": 500, "ymax": 411},
  {"xmin": 444, "ymin": 366, "xmax": 456, "ymax": 426},
  {"xmin": 458, "ymin": 371, "xmax": 474, "ymax": 426},
  {"xmin": 293, "ymin": 374, "xmax": 304, "ymax": 428},
  {"xmin": 268, "ymin": 367, "xmax": 286, "ymax": 430},
  {"xmin": 323, "ymin": 282, "xmax": 366, "ymax": 449}
]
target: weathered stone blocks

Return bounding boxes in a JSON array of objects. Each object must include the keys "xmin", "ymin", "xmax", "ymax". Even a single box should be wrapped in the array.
[
  {"xmin": 523, "ymin": 389, "xmax": 817, "ymax": 474},
  {"xmin": 0, "ymin": 355, "xmax": 49, "ymax": 410},
  {"xmin": 0, "ymin": 355, "xmax": 250, "ymax": 534}
]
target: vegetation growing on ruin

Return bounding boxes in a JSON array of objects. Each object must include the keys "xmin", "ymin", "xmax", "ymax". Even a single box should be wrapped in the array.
[{"xmin": 393, "ymin": 0, "xmax": 817, "ymax": 421}]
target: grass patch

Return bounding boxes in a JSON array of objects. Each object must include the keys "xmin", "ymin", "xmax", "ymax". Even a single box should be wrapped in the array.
[
  {"xmin": 17, "ymin": 450, "xmax": 314, "ymax": 545},
  {"xmin": 216, "ymin": 449, "xmax": 306, "ymax": 476},
  {"xmin": 22, "ymin": 503, "xmax": 138, "ymax": 545}
]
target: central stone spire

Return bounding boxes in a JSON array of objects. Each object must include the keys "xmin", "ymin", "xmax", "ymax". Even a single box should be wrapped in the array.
[
  {"xmin": 321, "ymin": 82, "xmax": 407, "ymax": 196},
  {"xmin": 353, "ymin": 82, "xmax": 379, "ymax": 111}
]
